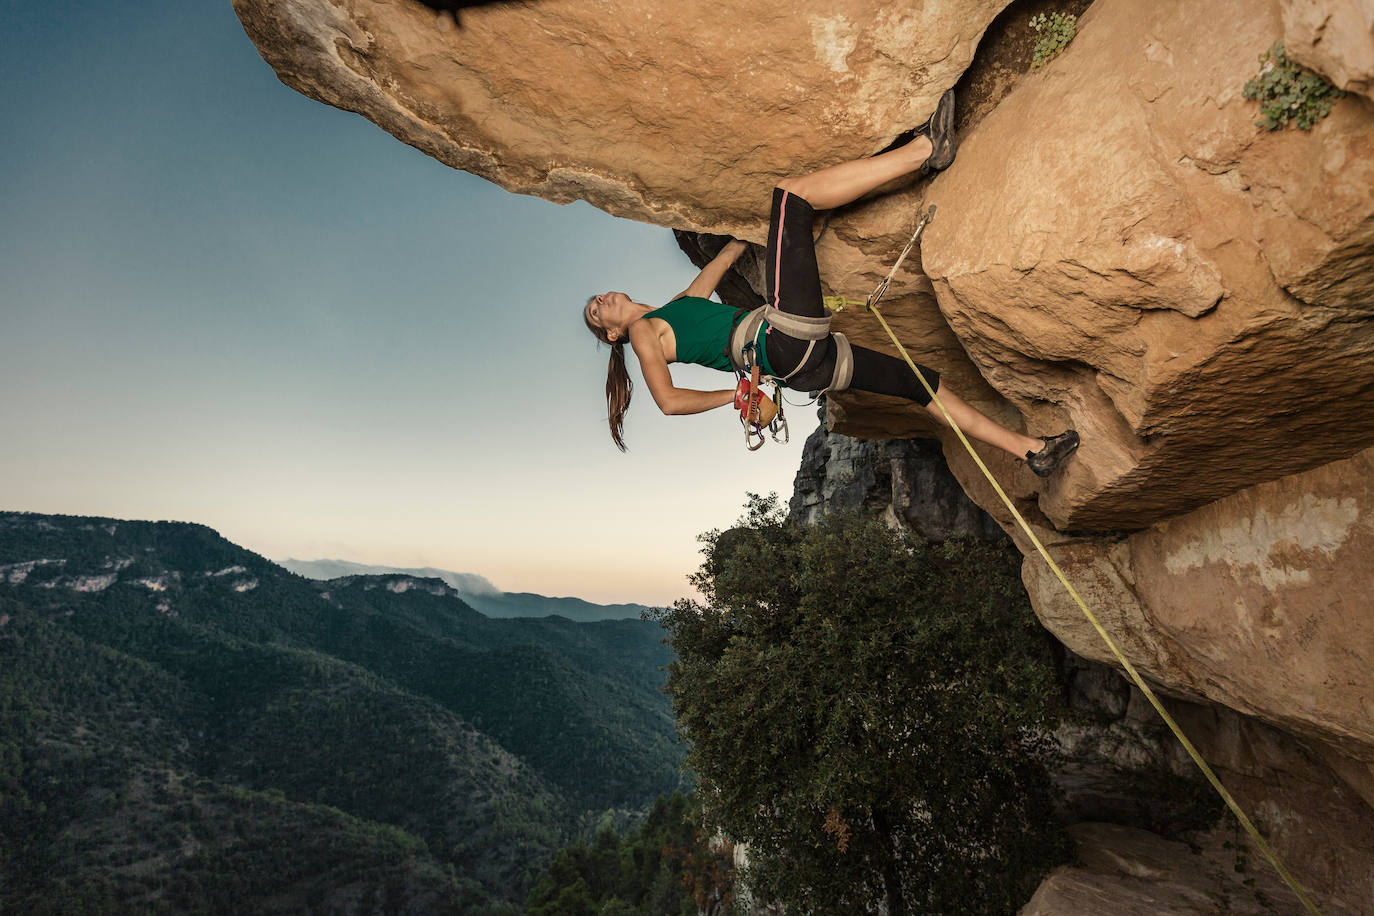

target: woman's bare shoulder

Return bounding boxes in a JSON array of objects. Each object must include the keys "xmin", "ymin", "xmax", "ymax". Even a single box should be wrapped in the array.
[{"xmin": 630, "ymin": 315, "xmax": 674, "ymax": 363}]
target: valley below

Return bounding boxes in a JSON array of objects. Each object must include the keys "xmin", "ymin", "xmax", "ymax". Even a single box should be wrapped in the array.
[{"xmin": 0, "ymin": 512, "xmax": 680, "ymax": 913}]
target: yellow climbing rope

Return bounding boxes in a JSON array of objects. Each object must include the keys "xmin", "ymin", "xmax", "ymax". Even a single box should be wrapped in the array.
[{"xmin": 849, "ymin": 206, "xmax": 1323, "ymax": 915}]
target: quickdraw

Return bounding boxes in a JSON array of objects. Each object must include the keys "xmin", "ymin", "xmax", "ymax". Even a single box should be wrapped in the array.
[{"xmin": 735, "ymin": 343, "xmax": 788, "ymax": 451}]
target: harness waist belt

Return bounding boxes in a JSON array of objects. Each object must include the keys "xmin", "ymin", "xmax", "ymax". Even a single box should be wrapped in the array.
[{"xmin": 727, "ymin": 306, "xmax": 852, "ymax": 393}]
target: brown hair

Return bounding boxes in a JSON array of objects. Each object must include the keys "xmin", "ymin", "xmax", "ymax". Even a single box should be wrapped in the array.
[{"xmin": 584, "ymin": 297, "xmax": 633, "ymax": 451}]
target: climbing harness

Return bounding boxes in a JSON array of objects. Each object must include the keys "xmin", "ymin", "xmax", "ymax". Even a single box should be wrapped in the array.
[
  {"xmin": 725, "ymin": 295, "xmax": 855, "ymax": 450},
  {"xmin": 726, "ymin": 305, "xmax": 854, "ymax": 395},
  {"xmin": 852, "ymin": 205, "xmax": 1323, "ymax": 915}
]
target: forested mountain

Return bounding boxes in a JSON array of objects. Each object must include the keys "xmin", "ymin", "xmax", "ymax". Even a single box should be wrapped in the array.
[
  {"xmin": 0, "ymin": 512, "xmax": 682, "ymax": 913},
  {"xmin": 280, "ymin": 558, "xmax": 650, "ymax": 622}
]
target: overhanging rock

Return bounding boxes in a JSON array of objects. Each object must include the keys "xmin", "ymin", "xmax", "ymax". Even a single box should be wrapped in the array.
[{"xmin": 232, "ymin": 0, "xmax": 1009, "ymax": 238}]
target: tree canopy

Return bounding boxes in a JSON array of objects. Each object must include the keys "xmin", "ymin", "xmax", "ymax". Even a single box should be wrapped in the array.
[
  {"xmin": 526, "ymin": 792, "xmax": 733, "ymax": 916},
  {"xmin": 654, "ymin": 495, "xmax": 1071, "ymax": 915}
]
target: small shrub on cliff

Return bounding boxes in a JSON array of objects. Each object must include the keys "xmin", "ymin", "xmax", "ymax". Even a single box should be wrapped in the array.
[
  {"xmin": 1243, "ymin": 40, "xmax": 1345, "ymax": 131},
  {"xmin": 1029, "ymin": 11, "xmax": 1077, "ymax": 69},
  {"xmin": 654, "ymin": 496, "xmax": 1069, "ymax": 915}
]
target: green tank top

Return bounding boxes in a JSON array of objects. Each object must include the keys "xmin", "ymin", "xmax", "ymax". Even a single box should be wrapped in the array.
[{"xmin": 643, "ymin": 296, "xmax": 773, "ymax": 375}]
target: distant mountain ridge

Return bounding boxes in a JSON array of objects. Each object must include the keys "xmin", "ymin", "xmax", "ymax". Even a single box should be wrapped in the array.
[
  {"xmin": 280, "ymin": 557, "xmax": 654, "ymax": 621},
  {"xmin": 0, "ymin": 511, "xmax": 681, "ymax": 913}
]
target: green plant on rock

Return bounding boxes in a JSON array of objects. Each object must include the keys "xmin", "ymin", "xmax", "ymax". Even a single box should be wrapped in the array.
[
  {"xmin": 1243, "ymin": 40, "xmax": 1345, "ymax": 130},
  {"xmin": 1029, "ymin": 11, "xmax": 1077, "ymax": 69}
]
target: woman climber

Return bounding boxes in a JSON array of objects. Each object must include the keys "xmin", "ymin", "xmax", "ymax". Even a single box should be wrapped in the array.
[{"xmin": 582, "ymin": 89, "xmax": 1079, "ymax": 475}]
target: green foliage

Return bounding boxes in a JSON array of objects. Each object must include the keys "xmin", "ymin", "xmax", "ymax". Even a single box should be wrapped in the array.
[
  {"xmin": 0, "ymin": 512, "xmax": 681, "ymax": 812},
  {"xmin": 527, "ymin": 792, "xmax": 733, "ymax": 916},
  {"xmin": 1029, "ymin": 11, "xmax": 1077, "ymax": 69},
  {"xmin": 0, "ymin": 600, "xmax": 498, "ymax": 913},
  {"xmin": 1243, "ymin": 40, "xmax": 1344, "ymax": 131},
  {"xmin": 0, "ymin": 511, "xmax": 684, "ymax": 913},
  {"xmin": 654, "ymin": 496, "xmax": 1070, "ymax": 915}
]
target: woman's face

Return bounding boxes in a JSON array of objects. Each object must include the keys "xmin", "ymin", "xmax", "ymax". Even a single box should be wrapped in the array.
[{"xmin": 585, "ymin": 291, "xmax": 634, "ymax": 341}]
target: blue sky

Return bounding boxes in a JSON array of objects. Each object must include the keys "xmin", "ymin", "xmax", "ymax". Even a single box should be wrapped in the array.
[{"xmin": 1, "ymin": 0, "xmax": 805, "ymax": 605}]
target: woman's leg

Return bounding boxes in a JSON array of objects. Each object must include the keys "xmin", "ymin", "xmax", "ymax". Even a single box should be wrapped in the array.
[
  {"xmin": 847, "ymin": 344, "xmax": 1041, "ymax": 458},
  {"xmin": 764, "ymin": 134, "xmax": 936, "ymax": 324},
  {"xmin": 785, "ymin": 340, "xmax": 1044, "ymax": 460},
  {"xmin": 763, "ymin": 105, "xmax": 1076, "ymax": 468},
  {"xmin": 764, "ymin": 129, "xmax": 940, "ymax": 326},
  {"xmin": 776, "ymin": 135, "xmax": 932, "ymax": 211},
  {"xmin": 924, "ymin": 383, "xmax": 1043, "ymax": 459},
  {"xmin": 765, "ymin": 189, "xmax": 827, "ymax": 319}
]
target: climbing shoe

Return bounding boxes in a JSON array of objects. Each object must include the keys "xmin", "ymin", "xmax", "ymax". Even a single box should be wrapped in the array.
[
  {"xmin": 918, "ymin": 88, "xmax": 958, "ymax": 175},
  {"xmin": 1026, "ymin": 429, "xmax": 1080, "ymax": 477}
]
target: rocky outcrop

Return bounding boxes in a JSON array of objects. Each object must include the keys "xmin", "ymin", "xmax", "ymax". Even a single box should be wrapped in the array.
[
  {"xmin": 1165, "ymin": 699, "xmax": 1374, "ymax": 912},
  {"xmin": 787, "ymin": 404, "xmax": 1006, "ymax": 539},
  {"xmin": 1024, "ymin": 717, "xmax": 1374, "ymax": 916},
  {"xmin": 1021, "ymin": 822, "xmax": 1354, "ymax": 916},
  {"xmin": 1025, "ymin": 447, "xmax": 1374, "ymax": 764},
  {"xmin": 922, "ymin": 0, "xmax": 1374, "ymax": 531},
  {"xmin": 1012, "ymin": 449, "xmax": 1374, "ymax": 909},
  {"xmin": 232, "ymin": 0, "xmax": 1005, "ymax": 238},
  {"xmin": 1048, "ymin": 639, "xmax": 1373, "ymax": 914}
]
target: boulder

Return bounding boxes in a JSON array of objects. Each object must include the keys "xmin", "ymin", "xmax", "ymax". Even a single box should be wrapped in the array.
[
  {"xmin": 1020, "ymin": 821, "xmax": 1364, "ymax": 915},
  {"xmin": 1026, "ymin": 692, "xmax": 1374, "ymax": 915},
  {"xmin": 1282, "ymin": 0, "xmax": 1374, "ymax": 100},
  {"xmin": 1166, "ymin": 698, "xmax": 1374, "ymax": 907},
  {"xmin": 1024, "ymin": 446, "xmax": 1374, "ymax": 759},
  {"xmin": 920, "ymin": 0, "xmax": 1374, "ymax": 531}
]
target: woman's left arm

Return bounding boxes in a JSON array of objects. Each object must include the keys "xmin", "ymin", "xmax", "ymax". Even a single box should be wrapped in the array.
[
  {"xmin": 629, "ymin": 322, "xmax": 735, "ymax": 416},
  {"xmin": 673, "ymin": 240, "xmax": 748, "ymax": 301}
]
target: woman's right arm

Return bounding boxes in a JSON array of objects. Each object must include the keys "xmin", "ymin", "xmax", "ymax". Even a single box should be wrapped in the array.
[
  {"xmin": 672, "ymin": 240, "xmax": 748, "ymax": 301},
  {"xmin": 629, "ymin": 322, "xmax": 735, "ymax": 416}
]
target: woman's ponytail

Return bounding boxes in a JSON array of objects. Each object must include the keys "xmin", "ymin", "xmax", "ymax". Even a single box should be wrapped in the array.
[
  {"xmin": 606, "ymin": 340, "xmax": 632, "ymax": 451},
  {"xmin": 585, "ymin": 300, "xmax": 634, "ymax": 451}
]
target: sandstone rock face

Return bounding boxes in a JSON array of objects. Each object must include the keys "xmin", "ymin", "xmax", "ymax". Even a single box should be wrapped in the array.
[
  {"xmin": 1166, "ymin": 698, "xmax": 1374, "ymax": 910},
  {"xmin": 1024, "ymin": 446, "xmax": 1374, "ymax": 759},
  {"xmin": 922, "ymin": 0, "xmax": 1374, "ymax": 531},
  {"xmin": 1024, "ymin": 691, "xmax": 1374, "ymax": 915},
  {"xmin": 1020, "ymin": 822, "xmax": 1363, "ymax": 915},
  {"xmin": 1283, "ymin": 0, "xmax": 1374, "ymax": 100},
  {"xmin": 233, "ymin": 0, "xmax": 1009, "ymax": 239}
]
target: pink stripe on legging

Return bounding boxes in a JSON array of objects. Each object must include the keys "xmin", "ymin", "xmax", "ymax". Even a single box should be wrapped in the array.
[{"xmin": 771, "ymin": 189, "xmax": 789, "ymax": 310}]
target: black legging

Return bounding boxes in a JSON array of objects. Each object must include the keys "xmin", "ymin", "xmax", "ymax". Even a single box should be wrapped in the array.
[{"xmin": 763, "ymin": 187, "xmax": 939, "ymax": 405}]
